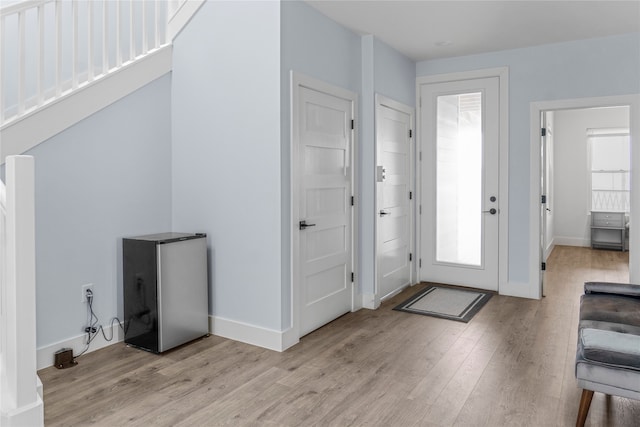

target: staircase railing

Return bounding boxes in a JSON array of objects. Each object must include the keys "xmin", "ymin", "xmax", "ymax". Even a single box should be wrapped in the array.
[
  {"xmin": 0, "ymin": 0, "xmax": 177, "ymax": 127},
  {"xmin": 0, "ymin": 155, "xmax": 43, "ymax": 426}
]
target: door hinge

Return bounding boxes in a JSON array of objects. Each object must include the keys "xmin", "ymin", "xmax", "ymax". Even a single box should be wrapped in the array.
[
  {"xmin": 419, "ymin": 151, "xmax": 422, "ymax": 161},
  {"xmin": 351, "ymin": 272, "xmax": 354, "ymax": 282},
  {"xmin": 409, "ymin": 253, "xmax": 412, "ymax": 262},
  {"xmin": 541, "ymin": 127, "xmax": 547, "ymax": 137},
  {"xmin": 409, "ymin": 129, "xmax": 413, "ymax": 138},
  {"xmin": 351, "ymin": 196, "xmax": 354, "ymax": 206},
  {"xmin": 419, "ymin": 259, "xmax": 422, "ymax": 268},
  {"xmin": 419, "ymin": 205, "xmax": 422, "ymax": 215},
  {"xmin": 541, "ymin": 262, "xmax": 546, "ymax": 271},
  {"xmin": 409, "ymin": 191, "xmax": 413, "ymax": 200},
  {"xmin": 541, "ymin": 195, "xmax": 547, "ymax": 204},
  {"xmin": 351, "ymin": 119, "xmax": 354, "ymax": 130}
]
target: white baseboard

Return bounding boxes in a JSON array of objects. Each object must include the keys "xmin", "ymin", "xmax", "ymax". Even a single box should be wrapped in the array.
[
  {"xmin": 361, "ymin": 292, "xmax": 379, "ymax": 309},
  {"xmin": 0, "ymin": 394, "xmax": 43, "ymax": 427},
  {"xmin": 553, "ymin": 236, "xmax": 590, "ymax": 247},
  {"xmin": 37, "ymin": 316, "xmax": 299, "ymax": 370},
  {"xmin": 209, "ymin": 316, "xmax": 296, "ymax": 352},
  {"xmin": 544, "ymin": 240, "xmax": 555, "ymax": 260},
  {"xmin": 36, "ymin": 323, "xmax": 124, "ymax": 370}
]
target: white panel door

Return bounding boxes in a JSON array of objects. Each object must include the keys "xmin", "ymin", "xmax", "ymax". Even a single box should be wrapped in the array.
[
  {"xmin": 420, "ymin": 77, "xmax": 500, "ymax": 290},
  {"xmin": 376, "ymin": 96, "xmax": 413, "ymax": 300},
  {"xmin": 297, "ymin": 86, "xmax": 353, "ymax": 337}
]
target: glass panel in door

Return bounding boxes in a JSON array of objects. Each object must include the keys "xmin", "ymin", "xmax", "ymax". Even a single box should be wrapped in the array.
[{"xmin": 436, "ymin": 92, "xmax": 483, "ymax": 266}]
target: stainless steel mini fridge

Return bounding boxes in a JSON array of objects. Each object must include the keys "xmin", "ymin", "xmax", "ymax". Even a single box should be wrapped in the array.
[{"xmin": 123, "ymin": 232, "xmax": 208, "ymax": 353}]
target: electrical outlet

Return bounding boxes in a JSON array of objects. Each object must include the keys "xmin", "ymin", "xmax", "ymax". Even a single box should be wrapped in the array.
[{"xmin": 81, "ymin": 283, "xmax": 93, "ymax": 303}]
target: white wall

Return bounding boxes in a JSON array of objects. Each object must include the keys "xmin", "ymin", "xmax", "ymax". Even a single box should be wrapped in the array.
[
  {"xmin": 172, "ymin": 1, "xmax": 283, "ymax": 330},
  {"xmin": 553, "ymin": 106, "xmax": 629, "ymax": 247},
  {"xmin": 417, "ymin": 32, "xmax": 640, "ymax": 286},
  {"xmin": 24, "ymin": 74, "xmax": 172, "ymax": 350}
]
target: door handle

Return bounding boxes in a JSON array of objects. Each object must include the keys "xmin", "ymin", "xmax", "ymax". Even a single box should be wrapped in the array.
[
  {"xmin": 299, "ymin": 220, "xmax": 316, "ymax": 230},
  {"xmin": 482, "ymin": 208, "xmax": 497, "ymax": 215},
  {"xmin": 379, "ymin": 210, "xmax": 391, "ymax": 216}
]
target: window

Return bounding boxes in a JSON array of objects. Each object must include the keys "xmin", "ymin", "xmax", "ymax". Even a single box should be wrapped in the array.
[{"xmin": 588, "ymin": 128, "xmax": 630, "ymax": 212}]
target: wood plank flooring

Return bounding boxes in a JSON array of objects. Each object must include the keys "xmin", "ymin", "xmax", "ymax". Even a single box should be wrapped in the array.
[{"xmin": 39, "ymin": 245, "xmax": 638, "ymax": 426}]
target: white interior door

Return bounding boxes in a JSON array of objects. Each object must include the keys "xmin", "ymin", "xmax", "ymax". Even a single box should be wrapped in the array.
[
  {"xmin": 295, "ymin": 84, "xmax": 354, "ymax": 337},
  {"xmin": 376, "ymin": 96, "xmax": 414, "ymax": 300},
  {"xmin": 420, "ymin": 77, "xmax": 500, "ymax": 291},
  {"xmin": 540, "ymin": 111, "xmax": 553, "ymax": 296}
]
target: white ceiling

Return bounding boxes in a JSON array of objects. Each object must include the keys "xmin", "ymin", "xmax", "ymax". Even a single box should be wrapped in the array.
[{"xmin": 304, "ymin": 1, "xmax": 640, "ymax": 62}]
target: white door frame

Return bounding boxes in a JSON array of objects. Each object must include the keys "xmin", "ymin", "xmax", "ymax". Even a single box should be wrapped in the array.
[
  {"xmin": 529, "ymin": 94, "xmax": 640, "ymax": 295},
  {"xmin": 290, "ymin": 71, "xmax": 358, "ymax": 340},
  {"xmin": 416, "ymin": 67, "xmax": 509, "ymax": 294},
  {"xmin": 374, "ymin": 94, "xmax": 416, "ymax": 305}
]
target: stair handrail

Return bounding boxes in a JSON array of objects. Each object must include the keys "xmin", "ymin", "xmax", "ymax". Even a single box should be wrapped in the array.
[{"xmin": 0, "ymin": 0, "xmax": 172, "ymax": 127}]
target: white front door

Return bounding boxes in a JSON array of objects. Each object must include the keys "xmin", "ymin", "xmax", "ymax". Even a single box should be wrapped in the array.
[
  {"xmin": 420, "ymin": 77, "xmax": 500, "ymax": 291},
  {"xmin": 376, "ymin": 95, "xmax": 414, "ymax": 300},
  {"xmin": 294, "ymin": 82, "xmax": 355, "ymax": 337}
]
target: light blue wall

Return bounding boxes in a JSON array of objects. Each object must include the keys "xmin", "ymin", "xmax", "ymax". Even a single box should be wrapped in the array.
[
  {"xmin": 281, "ymin": 2, "xmax": 416, "ymax": 308},
  {"xmin": 416, "ymin": 32, "xmax": 640, "ymax": 284},
  {"xmin": 26, "ymin": 74, "xmax": 172, "ymax": 348},
  {"xmin": 172, "ymin": 0, "xmax": 283, "ymax": 329},
  {"xmin": 374, "ymin": 38, "xmax": 416, "ymax": 108},
  {"xmin": 281, "ymin": 0, "xmax": 362, "ymax": 325}
]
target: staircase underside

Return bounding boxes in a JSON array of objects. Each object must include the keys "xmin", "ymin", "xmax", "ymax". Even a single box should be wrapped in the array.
[{"xmin": 0, "ymin": 46, "xmax": 172, "ymax": 165}]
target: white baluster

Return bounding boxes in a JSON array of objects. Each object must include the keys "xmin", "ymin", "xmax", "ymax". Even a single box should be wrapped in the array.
[
  {"xmin": 37, "ymin": 4, "xmax": 44, "ymax": 105},
  {"xmin": 55, "ymin": 0, "xmax": 62, "ymax": 96},
  {"xmin": 88, "ymin": 0, "xmax": 94, "ymax": 82},
  {"xmin": 102, "ymin": 0, "xmax": 108, "ymax": 74},
  {"xmin": 18, "ymin": 10, "xmax": 25, "ymax": 114}
]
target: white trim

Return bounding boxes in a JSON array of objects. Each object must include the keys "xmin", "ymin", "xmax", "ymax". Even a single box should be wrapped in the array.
[
  {"xmin": 1, "ymin": 156, "xmax": 43, "ymax": 427},
  {"xmin": 416, "ymin": 67, "xmax": 509, "ymax": 295},
  {"xmin": 167, "ymin": 0, "xmax": 205, "ymax": 41},
  {"xmin": 290, "ymin": 71, "xmax": 359, "ymax": 340},
  {"xmin": 209, "ymin": 316, "xmax": 296, "ymax": 352},
  {"xmin": 0, "ymin": 395, "xmax": 43, "ymax": 427},
  {"xmin": 374, "ymin": 94, "xmax": 415, "ymax": 303},
  {"xmin": 361, "ymin": 293, "xmax": 379, "ymax": 310},
  {"xmin": 36, "ymin": 322, "xmax": 124, "ymax": 370},
  {"xmin": 1, "ymin": 46, "xmax": 172, "ymax": 164},
  {"xmin": 544, "ymin": 240, "xmax": 555, "ymax": 260},
  {"xmin": 530, "ymin": 94, "xmax": 640, "ymax": 294},
  {"xmin": 553, "ymin": 236, "xmax": 590, "ymax": 248},
  {"xmin": 36, "ymin": 315, "xmax": 299, "ymax": 370}
]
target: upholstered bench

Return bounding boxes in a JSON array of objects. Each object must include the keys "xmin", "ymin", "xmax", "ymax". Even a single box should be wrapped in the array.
[{"xmin": 575, "ymin": 282, "xmax": 640, "ymax": 427}]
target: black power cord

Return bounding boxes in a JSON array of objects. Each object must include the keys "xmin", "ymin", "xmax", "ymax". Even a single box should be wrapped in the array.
[{"xmin": 75, "ymin": 289, "xmax": 125, "ymax": 359}]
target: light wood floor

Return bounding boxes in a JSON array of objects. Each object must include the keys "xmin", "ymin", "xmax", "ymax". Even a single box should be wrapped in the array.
[{"xmin": 39, "ymin": 246, "xmax": 638, "ymax": 426}]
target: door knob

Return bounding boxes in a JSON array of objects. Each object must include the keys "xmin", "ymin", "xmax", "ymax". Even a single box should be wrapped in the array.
[
  {"xmin": 379, "ymin": 210, "xmax": 391, "ymax": 216},
  {"xmin": 299, "ymin": 220, "xmax": 316, "ymax": 230},
  {"xmin": 482, "ymin": 208, "xmax": 497, "ymax": 215}
]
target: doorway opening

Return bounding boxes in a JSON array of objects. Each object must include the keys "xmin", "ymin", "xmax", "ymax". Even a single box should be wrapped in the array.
[
  {"xmin": 541, "ymin": 106, "xmax": 631, "ymax": 294},
  {"xmin": 531, "ymin": 95, "xmax": 640, "ymax": 296}
]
